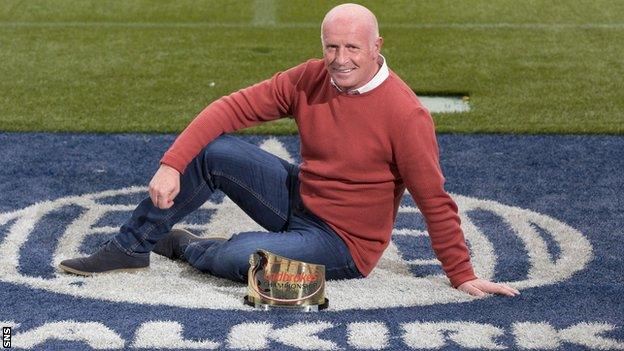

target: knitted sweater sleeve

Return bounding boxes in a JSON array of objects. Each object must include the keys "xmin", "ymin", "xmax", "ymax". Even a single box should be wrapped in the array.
[
  {"xmin": 393, "ymin": 107, "xmax": 477, "ymax": 288},
  {"xmin": 160, "ymin": 63, "xmax": 306, "ymax": 173}
]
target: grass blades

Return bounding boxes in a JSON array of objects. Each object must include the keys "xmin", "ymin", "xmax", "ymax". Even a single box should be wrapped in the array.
[{"xmin": 1, "ymin": 1, "xmax": 623, "ymax": 134}]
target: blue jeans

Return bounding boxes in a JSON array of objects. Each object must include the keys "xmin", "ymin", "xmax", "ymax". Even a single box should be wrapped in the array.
[{"xmin": 112, "ymin": 135, "xmax": 362, "ymax": 282}]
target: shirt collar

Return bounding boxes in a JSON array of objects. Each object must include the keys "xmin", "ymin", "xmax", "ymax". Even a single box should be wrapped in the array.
[{"xmin": 330, "ymin": 54, "xmax": 389, "ymax": 95}]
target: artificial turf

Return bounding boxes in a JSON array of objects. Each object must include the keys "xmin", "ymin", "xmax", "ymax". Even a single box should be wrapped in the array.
[{"xmin": 1, "ymin": 0, "xmax": 622, "ymax": 134}]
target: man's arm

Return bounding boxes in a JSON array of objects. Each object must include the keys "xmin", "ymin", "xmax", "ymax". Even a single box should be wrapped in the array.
[
  {"xmin": 161, "ymin": 62, "xmax": 307, "ymax": 173},
  {"xmin": 147, "ymin": 62, "xmax": 308, "ymax": 209},
  {"xmin": 393, "ymin": 107, "xmax": 519, "ymax": 297}
]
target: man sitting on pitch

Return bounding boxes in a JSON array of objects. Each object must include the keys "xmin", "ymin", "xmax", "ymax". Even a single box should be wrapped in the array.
[{"xmin": 60, "ymin": 3, "xmax": 520, "ymax": 298}]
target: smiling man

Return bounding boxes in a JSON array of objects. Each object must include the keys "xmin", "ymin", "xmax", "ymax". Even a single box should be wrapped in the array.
[
  {"xmin": 60, "ymin": 3, "xmax": 519, "ymax": 298},
  {"xmin": 322, "ymin": 4, "xmax": 383, "ymax": 92}
]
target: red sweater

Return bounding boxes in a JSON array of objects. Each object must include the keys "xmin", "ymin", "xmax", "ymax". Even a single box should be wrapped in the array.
[{"xmin": 161, "ymin": 59, "xmax": 477, "ymax": 288}]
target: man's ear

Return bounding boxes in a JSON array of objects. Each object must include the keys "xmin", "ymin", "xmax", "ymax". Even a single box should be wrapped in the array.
[{"xmin": 373, "ymin": 36, "xmax": 384, "ymax": 57}]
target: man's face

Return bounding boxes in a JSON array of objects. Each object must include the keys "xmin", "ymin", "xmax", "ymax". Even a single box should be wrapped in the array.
[{"xmin": 322, "ymin": 22, "xmax": 382, "ymax": 92}]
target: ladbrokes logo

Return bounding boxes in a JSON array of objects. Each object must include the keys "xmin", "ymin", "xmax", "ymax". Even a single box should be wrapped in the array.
[
  {"xmin": 0, "ymin": 139, "xmax": 593, "ymax": 311},
  {"xmin": 264, "ymin": 272, "xmax": 318, "ymax": 282}
]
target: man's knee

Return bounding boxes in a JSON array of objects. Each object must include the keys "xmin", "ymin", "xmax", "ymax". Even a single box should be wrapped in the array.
[{"xmin": 201, "ymin": 135, "xmax": 238, "ymax": 166}]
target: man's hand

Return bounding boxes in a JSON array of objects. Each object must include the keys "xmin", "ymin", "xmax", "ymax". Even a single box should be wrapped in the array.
[
  {"xmin": 148, "ymin": 164, "xmax": 181, "ymax": 209},
  {"xmin": 457, "ymin": 278, "xmax": 520, "ymax": 297}
]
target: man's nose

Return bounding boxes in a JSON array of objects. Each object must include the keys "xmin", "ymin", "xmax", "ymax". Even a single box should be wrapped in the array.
[{"xmin": 335, "ymin": 48, "xmax": 349, "ymax": 66}]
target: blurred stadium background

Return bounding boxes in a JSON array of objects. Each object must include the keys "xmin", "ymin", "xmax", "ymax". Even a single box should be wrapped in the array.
[{"xmin": 1, "ymin": 0, "xmax": 622, "ymax": 135}]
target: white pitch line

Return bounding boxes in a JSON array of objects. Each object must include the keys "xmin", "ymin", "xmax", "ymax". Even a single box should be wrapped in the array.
[
  {"xmin": 392, "ymin": 228, "xmax": 428, "ymax": 237},
  {"xmin": 1, "ymin": 21, "xmax": 623, "ymax": 30},
  {"xmin": 404, "ymin": 259, "xmax": 440, "ymax": 266},
  {"xmin": 252, "ymin": 0, "xmax": 276, "ymax": 26},
  {"xmin": 420, "ymin": 96, "xmax": 470, "ymax": 113}
]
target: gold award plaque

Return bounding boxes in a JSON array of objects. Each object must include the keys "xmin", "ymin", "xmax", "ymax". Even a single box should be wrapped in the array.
[{"xmin": 244, "ymin": 250, "xmax": 329, "ymax": 311}]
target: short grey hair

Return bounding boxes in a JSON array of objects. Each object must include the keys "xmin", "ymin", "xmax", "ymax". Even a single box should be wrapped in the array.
[{"xmin": 320, "ymin": 3, "xmax": 380, "ymax": 45}]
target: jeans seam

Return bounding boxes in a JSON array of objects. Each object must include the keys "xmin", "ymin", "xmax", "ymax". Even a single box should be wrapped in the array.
[
  {"xmin": 211, "ymin": 170, "xmax": 288, "ymax": 222},
  {"xmin": 128, "ymin": 182, "xmax": 208, "ymax": 253},
  {"xmin": 111, "ymin": 237, "xmax": 149, "ymax": 257}
]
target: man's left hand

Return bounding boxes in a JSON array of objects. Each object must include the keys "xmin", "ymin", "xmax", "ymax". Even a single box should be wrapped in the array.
[{"xmin": 457, "ymin": 278, "xmax": 520, "ymax": 297}]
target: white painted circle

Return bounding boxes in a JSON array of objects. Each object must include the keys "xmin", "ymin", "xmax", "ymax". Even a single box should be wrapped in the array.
[
  {"xmin": 0, "ymin": 186, "xmax": 592, "ymax": 311},
  {"xmin": 0, "ymin": 140, "xmax": 592, "ymax": 311}
]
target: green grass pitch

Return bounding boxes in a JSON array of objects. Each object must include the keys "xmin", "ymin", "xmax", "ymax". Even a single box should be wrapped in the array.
[{"xmin": 1, "ymin": 0, "xmax": 623, "ymax": 134}]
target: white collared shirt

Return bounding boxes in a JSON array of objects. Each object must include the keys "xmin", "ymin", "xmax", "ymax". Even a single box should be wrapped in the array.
[{"xmin": 330, "ymin": 54, "xmax": 389, "ymax": 95}]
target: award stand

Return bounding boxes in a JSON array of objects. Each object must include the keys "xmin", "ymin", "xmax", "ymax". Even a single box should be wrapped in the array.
[{"xmin": 244, "ymin": 250, "xmax": 329, "ymax": 312}]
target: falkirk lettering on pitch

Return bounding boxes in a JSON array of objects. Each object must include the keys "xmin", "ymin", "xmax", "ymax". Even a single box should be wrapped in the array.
[{"xmin": 4, "ymin": 320, "xmax": 623, "ymax": 350}]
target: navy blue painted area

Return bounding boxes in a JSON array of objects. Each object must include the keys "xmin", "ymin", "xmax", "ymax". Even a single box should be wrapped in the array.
[
  {"xmin": 408, "ymin": 263, "xmax": 444, "ymax": 278},
  {"xmin": 92, "ymin": 210, "xmax": 133, "ymax": 228},
  {"xmin": 400, "ymin": 194, "xmax": 417, "ymax": 207},
  {"xmin": 0, "ymin": 218, "xmax": 15, "ymax": 243},
  {"xmin": 438, "ymin": 135, "xmax": 624, "ymax": 285},
  {"xmin": 0, "ymin": 132, "xmax": 622, "ymax": 350},
  {"xmin": 392, "ymin": 234, "xmax": 443, "ymax": 277},
  {"xmin": 467, "ymin": 209, "xmax": 531, "ymax": 282},
  {"xmin": 80, "ymin": 233, "xmax": 116, "ymax": 254},
  {"xmin": 95, "ymin": 191, "xmax": 149, "ymax": 206},
  {"xmin": 18, "ymin": 205, "xmax": 84, "ymax": 279},
  {"xmin": 95, "ymin": 185, "xmax": 223, "ymax": 207},
  {"xmin": 394, "ymin": 212, "xmax": 427, "ymax": 231},
  {"xmin": 393, "ymin": 235, "xmax": 436, "ymax": 261},
  {"xmin": 94, "ymin": 197, "xmax": 220, "ymax": 228}
]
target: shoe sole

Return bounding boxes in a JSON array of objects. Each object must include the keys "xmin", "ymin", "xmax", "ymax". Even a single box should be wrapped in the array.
[{"xmin": 58, "ymin": 263, "xmax": 148, "ymax": 277}]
